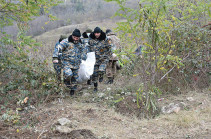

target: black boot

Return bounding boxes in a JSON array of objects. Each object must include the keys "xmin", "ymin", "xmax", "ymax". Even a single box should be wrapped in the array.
[
  {"xmin": 93, "ymin": 83, "xmax": 98, "ymax": 93},
  {"xmin": 99, "ymin": 76, "xmax": 103, "ymax": 82},
  {"xmin": 87, "ymin": 79, "xmax": 92, "ymax": 85},
  {"xmin": 106, "ymin": 77, "xmax": 113, "ymax": 84},
  {"xmin": 110, "ymin": 78, "xmax": 113, "ymax": 84},
  {"xmin": 70, "ymin": 90, "xmax": 75, "ymax": 96}
]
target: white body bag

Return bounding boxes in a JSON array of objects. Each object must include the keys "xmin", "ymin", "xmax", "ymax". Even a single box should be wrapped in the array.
[{"xmin": 78, "ymin": 52, "xmax": 96, "ymax": 83}]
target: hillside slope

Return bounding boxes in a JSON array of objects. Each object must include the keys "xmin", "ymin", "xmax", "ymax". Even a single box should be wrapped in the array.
[
  {"xmin": 0, "ymin": 89, "xmax": 210, "ymax": 138},
  {"xmin": 1, "ymin": 19, "xmax": 210, "ymax": 139},
  {"xmin": 34, "ymin": 19, "xmax": 122, "ymax": 43}
]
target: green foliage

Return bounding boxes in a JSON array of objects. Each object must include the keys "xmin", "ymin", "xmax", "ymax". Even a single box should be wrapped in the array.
[
  {"xmin": 1, "ymin": 109, "xmax": 21, "ymax": 125},
  {"xmin": 105, "ymin": 0, "xmax": 210, "ymax": 116},
  {"xmin": 0, "ymin": 0, "xmax": 60, "ymax": 28},
  {"xmin": 0, "ymin": 51, "xmax": 61, "ymax": 112},
  {"xmin": 0, "ymin": 0, "xmax": 61, "ymax": 51},
  {"xmin": 136, "ymin": 84, "xmax": 161, "ymax": 118},
  {"xmin": 0, "ymin": 0, "xmax": 62, "ymax": 99}
]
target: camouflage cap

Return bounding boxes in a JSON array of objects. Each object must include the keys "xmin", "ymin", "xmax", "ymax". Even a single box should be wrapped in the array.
[
  {"xmin": 60, "ymin": 35, "xmax": 67, "ymax": 40},
  {"xmin": 86, "ymin": 29, "xmax": 92, "ymax": 33},
  {"xmin": 106, "ymin": 29, "xmax": 112, "ymax": 34},
  {"xmin": 59, "ymin": 35, "xmax": 67, "ymax": 42}
]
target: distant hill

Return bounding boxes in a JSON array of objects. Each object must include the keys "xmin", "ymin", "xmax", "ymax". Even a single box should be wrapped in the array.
[{"xmin": 34, "ymin": 19, "xmax": 123, "ymax": 44}]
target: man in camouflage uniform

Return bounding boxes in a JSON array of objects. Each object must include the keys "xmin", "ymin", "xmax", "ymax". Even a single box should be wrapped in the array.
[
  {"xmin": 52, "ymin": 35, "xmax": 67, "ymax": 84},
  {"xmin": 81, "ymin": 29, "xmax": 92, "ymax": 56},
  {"xmin": 105, "ymin": 29, "xmax": 121, "ymax": 84},
  {"xmin": 81, "ymin": 29, "xmax": 92, "ymax": 46},
  {"xmin": 88, "ymin": 27, "xmax": 112, "ymax": 92},
  {"xmin": 53, "ymin": 29, "xmax": 87, "ymax": 95}
]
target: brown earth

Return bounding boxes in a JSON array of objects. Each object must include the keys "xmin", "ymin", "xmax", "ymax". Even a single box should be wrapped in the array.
[{"xmin": 0, "ymin": 88, "xmax": 210, "ymax": 139}]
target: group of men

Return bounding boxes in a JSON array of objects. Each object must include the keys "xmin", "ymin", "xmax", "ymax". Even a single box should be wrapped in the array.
[{"xmin": 52, "ymin": 27, "xmax": 120, "ymax": 96}]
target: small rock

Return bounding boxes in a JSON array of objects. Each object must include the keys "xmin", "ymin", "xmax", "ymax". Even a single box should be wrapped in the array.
[
  {"xmin": 98, "ymin": 93, "xmax": 105, "ymax": 98},
  {"xmin": 83, "ymin": 93, "xmax": 90, "ymax": 97},
  {"xmin": 132, "ymin": 98, "xmax": 136, "ymax": 103},
  {"xmin": 107, "ymin": 88, "xmax": 111, "ymax": 91},
  {"xmin": 58, "ymin": 98, "xmax": 64, "ymax": 104},
  {"xmin": 179, "ymin": 102, "xmax": 186, "ymax": 108},
  {"xmin": 187, "ymin": 97, "xmax": 194, "ymax": 101},
  {"xmin": 126, "ymin": 92, "xmax": 131, "ymax": 96},
  {"xmin": 57, "ymin": 118, "xmax": 72, "ymax": 127},
  {"xmin": 173, "ymin": 107, "xmax": 181, "ymax": 113},
  {"xmin": 70, "ymin": 129, "xmax": 97, "ymax": 139},
  {"xmin": 161, "ymin": 103, "xmax": 181, "ymax": 114},
  {"xmin": 56, "ymin": 126, "xmax": 72, "ymax": 133}
]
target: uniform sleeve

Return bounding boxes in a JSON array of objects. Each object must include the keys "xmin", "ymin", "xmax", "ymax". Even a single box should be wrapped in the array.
[
  {"xmin": 88, "ymin": 39, "xmax": 97, "ymax": 52},
  {"xmin": 81, "ymin": 45, "xmax": 88, "ymax": 60},
  {"xmin": 106, "ymin": 38, "xmax": 113, "ymax": 57},
  {"xmin": 83, "ymin": 39, "xmax": 90, "ymax": 53},
  {"xmin": 52, "ymin": 39, "xmax": 67, "ymax": 60},
  {"xmin": 107, "ymin": 36, "xmax": 116, "ymax": 52},
  {"xmin": 102, "ymin": 39, "xmax": 112, "ymax": 63},
  {"xmin": 111, "ymin": 42, "xmax": 117, "ymax": 52},
  {"xmin": 52, "ymin": 42, "xmax": 60, "ymax": 59}
]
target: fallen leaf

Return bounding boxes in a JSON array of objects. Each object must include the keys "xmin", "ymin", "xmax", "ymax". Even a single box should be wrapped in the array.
[
  {"xmin": 16, "ymin": 108, "xmax": 22, "ymax": 111},
  {"xmin": 24, "ymin": 97, "xmax": 29, "ymax": 103}
]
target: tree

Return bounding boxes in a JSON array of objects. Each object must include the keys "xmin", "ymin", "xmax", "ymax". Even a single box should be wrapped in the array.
[
  {"xmin": 0, "ymin": 0, "xmax": 60, "ymax": 49},
  {"xmin": 105, "ymin": 0, "xmax": 210, "ymax": 117},
  {"xmin": 0, "ymin": 1, "xmax": 63, "ymax": 117}
]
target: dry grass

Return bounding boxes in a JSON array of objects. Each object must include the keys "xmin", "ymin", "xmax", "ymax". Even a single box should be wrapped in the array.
[
  {"xmin": 23, "ymin": 88, "xmax": 210, "ymax": 139},
  {"xmin": 20, "ymin": 19, "xmax": 211, "ymax": 139},
  {"xmin": 158, "ymin": 107, "xmax": 210, "ymax": 128},
  {"xmin": 1, "ymin": 88, "xmax": 210, "ymax": 138}
]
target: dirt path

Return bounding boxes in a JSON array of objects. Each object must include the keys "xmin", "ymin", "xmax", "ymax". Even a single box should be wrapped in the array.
[
  {"xmin": 0, "ymin": 89, "xmax": 210, "ymax": 138},
  {"xmin": 27, "ymin": 89, "xmax": 211, "ymax": 139}
]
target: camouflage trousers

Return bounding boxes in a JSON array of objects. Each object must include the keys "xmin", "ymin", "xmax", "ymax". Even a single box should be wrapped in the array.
[
  {"xmin": 92, "ymin": 62, "xmax": 107, "ymax": 84},
  {"xmin": 106, "ymin": 60, "xmax": 117, "ymax": 78},
  {"xmin": 63, "ymin": 63, "xmax": 79, "ymax": 91},
  {"xmin": 53, "ymin": 61, "xmax": 62, "ymax": 82}
]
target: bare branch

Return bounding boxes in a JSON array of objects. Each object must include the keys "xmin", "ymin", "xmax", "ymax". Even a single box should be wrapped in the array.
[{"xmin": 159, "ymin": 52, "xmax": 191, "ymax": 83}]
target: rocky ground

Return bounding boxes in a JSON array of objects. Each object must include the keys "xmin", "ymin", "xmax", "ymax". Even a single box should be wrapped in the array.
[{"xmin": 0, "ymin": 86, "xmax": 210, "ymax": 139}]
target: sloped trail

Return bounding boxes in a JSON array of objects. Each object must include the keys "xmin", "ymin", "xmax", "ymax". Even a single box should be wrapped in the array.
[
  {"xmin": 0, "ymin": 89, "xmax": 210, "ymax": 138},
  {"xmin": 23, "ymin": 89, "xmax": 211, "ymax": 138}
]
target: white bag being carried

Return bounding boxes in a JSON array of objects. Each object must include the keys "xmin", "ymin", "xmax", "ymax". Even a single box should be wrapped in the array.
[{"xmin": 78, "ymin": 52, "xmax": 96, "ymax": 83}]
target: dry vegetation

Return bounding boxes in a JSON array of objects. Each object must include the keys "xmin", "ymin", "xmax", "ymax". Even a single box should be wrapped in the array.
[
  {"xmin": 2, "ymin": 0, "xmax": 139, "ymax": 37},
  {"xmin": 1, "ymin": 0, "xmax": 210, "ymax": 138},
  {"xmin": 1, "ymin": 88, "xmax": 210, "ymax": 138}
]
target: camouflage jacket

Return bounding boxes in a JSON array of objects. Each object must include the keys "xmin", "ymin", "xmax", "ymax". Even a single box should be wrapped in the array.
[
  {"xmin": 107, "ymin": 33, "xmax": 122, "ymax": 61},
  {"xmin": 88, "ymin": 32, "xmax": 112, "ymax": 64},
  {"xmin": 107, "ymin": 33, "xmax": 121, "ymax": 51},
  {"xmin": 81, "ymin": 37, "xmax": 89, "ymax": 54},
  {"xmin": 56, "ymin": 35, "xmax": 87, "ymax": 69}
]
